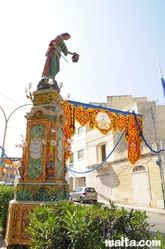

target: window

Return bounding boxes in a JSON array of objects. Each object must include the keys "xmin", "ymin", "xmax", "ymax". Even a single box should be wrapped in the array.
[
  {"xmin": 73, "ymin": 188, "xmax": 79, "ymax": 192},
  {"xmin": 101, "ymin": 144, "xmax": 106, "ymax": 161},
  {"xmin": 85, "ymin": 187, "xmax": 96, "ymax": 192},
  {"xmin": 69, "ymin": 153, "xmax": 73, "ymax": 164},
  {"xmin": 78, "ymin": 187, "xmax": 83, "ymax": 191},
  {"xmin": 132, "ymin": 165, "xmax": 146, "ymax": 172},
  {"xmin": 78, "ymin": 149, "xmax": 84, "ymax": 160},
  {"xmin": 77, "ymin": 126, "xmax": 83, "ymax": 135},
  {"xmin": 96, "ymin": 143, "xmax": 107, "ymax": 162}
]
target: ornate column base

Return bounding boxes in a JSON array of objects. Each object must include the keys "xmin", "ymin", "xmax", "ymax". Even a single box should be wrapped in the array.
[
  {"xmin": 5, "ymin": 183, "xmax": 69, "ymax": 247},
  {"xmin": 15, "ymin": 182, "xmax": 69, "ymax": 201},
  {"xmin": 5, "ymin": 200, "xmax": 38, "ymax": 247}
]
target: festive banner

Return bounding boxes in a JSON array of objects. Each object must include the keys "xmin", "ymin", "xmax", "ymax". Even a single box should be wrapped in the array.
[{"xmin": 62, "ymin": 101, "xmax": 143, "ymax": 164}]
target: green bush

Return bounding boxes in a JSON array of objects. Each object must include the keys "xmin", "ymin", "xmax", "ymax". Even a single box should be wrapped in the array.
[
  {"xmin": 150, "ymin": 231, "xmax": 165, "ymax": 249},
  {"xmin": 0, "ymin": 186, "xmax": 14, "ymax": 236},
  {"xmin": 27, "ymin": 201, "xmax": 151, "ymax": 249}
]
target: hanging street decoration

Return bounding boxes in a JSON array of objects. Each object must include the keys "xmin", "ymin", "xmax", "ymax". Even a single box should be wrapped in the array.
[{"xmin": 62, "ymin": 100, "xmax": 143, "ymax": 164}]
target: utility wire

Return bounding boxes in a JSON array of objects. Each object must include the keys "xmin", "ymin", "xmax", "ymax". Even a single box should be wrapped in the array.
[
  {"xmin": 0, "ymin": 91, "xmax": 30, "ymax": 110},
  {"xmin": 0, "ymin": 91, "xmax": 23, "ymax": 107}
]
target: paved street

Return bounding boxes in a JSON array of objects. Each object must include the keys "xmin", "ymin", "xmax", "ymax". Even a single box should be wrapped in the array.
[
  {"xmin": 0, "ymin": 236, "xmax": 5, "ymax": 248},
  {"xmin": 148, "ymin": 214, "xmax": 165, "ymax": 237}
]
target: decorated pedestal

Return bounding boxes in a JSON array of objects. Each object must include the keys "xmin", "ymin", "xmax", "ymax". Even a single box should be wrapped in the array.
[{"xmin": 5, "ymin": 86, "xmax": 69, "ymax": 247}]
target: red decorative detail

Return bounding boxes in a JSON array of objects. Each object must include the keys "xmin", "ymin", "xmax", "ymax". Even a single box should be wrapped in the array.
[
  {"xmin": 62, "ymin": 102, "xmax": 143, "ymax": 164},
  {"xmin": 75, "ymin": 108, "xmax": 89, "ymax": 126},
  {"xmin": 116, "ymin": 114, "xmax": 126, "ymax": 132},
  {"xmin": 127, "ymin": 115, "xmax": 142, "ymax": 164}
]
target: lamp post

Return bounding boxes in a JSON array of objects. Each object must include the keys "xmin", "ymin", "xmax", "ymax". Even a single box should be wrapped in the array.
[{"xmin": 0, "ymin": 104, "xmax": 32, "ymax": 172}]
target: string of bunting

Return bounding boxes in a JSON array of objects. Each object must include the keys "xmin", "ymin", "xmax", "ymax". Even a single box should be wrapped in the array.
[
  {"xmin": 0, "ymin": 146, "xmax": 21, "ymax": 164},
  {"xmin": 132, "ymin": 111, "xmax": 165, "ymax": 153},
  {"xmin": 66, "ymin": 131, "xmax": 124, "ymax": 174}
]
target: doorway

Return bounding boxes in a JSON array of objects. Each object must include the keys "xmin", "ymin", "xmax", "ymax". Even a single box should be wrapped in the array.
[
  {"xmin": 96, "ymin": 174, "xmax": 111, "ymax": 201},
  {"xmin": 132, "ymin": 166, "xmax": 150, "ymax": 207}
]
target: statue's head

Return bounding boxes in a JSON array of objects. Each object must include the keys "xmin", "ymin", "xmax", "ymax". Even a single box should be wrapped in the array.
[{"xmin": 61, "ymin": 33, "xmax": 71, "ymax": 40}]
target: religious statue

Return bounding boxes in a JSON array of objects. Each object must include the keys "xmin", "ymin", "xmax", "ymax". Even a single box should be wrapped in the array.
[
  {"xmin": 37, "ymin": 33, "xmax": 79, "ymax": 91},
  {"xmin": 42, "ymin": 33, "xmax": 79, "ymax": 78}
]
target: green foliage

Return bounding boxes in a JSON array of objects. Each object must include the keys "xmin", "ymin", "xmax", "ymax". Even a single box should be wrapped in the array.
[
  {"xmin": 62, "ymin": 206, "xmax": 102, "ymax": 248},
  {"xmin": 0, "ymin": 186, "xmax": 14, "ymax": 236},
  {"xmin": 27, "ymin": 201, "xmax": 155, "ymax": 249},
  {"xmin": 150, "ymin": 231, "xmax": 165, "ymax": 249},
  {"xmin": 27, "ymin": 204, "xmax": 64, "ymax": 249}
]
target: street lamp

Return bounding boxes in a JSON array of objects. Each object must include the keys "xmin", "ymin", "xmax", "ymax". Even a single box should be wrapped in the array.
[
  {"xmin": 24, "ymin": 83, "xmax": 34, "ymax": 102},
  {"xmin": 0, "ymin": 104, "xmax": 32, "ymax": 172},
  {"xmin": 66, "ymin": 93, "xmax": 70, "ymax": 100}
]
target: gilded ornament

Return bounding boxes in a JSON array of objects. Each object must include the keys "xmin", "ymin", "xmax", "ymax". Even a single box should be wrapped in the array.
[
  {"xmin": 17, "ymin": 185, "xmax": 23, "ymax": 192},
  {"xmin": 50, "ymin": 140, "xmax": 56, "ymax": 146},
  {"xmin": 35, "ymin": 94, "xmax": 48, "ymax": 104},
  {"xmin": 42, "ymin": 139, "xmax": 46, "ymax": 145}
]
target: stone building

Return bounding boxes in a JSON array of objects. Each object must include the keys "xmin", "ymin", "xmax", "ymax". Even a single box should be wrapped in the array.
[{"xmin": 67, "ymin": 95, "xmax": 165, "ymax": 209}]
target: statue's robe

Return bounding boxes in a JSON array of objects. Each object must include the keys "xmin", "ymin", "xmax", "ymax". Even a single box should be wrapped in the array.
[{"xmin": 42, "ymin": 35, "xmax": 68, "ymax": 78}]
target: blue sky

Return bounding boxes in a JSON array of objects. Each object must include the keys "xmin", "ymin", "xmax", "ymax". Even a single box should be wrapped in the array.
[{"xmin": 0, "ymin": 0, "xmax": 165, "ymax": 157}]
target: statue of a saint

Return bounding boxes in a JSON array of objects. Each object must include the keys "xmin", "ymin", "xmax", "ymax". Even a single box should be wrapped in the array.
[{"xmin": 41, "ymin": 33, "xmax": 79, "ymax": 79}]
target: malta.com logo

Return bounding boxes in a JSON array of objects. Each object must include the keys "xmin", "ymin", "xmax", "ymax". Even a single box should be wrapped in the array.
[{"xmin": 105, "ymin": 237, "xmax": 161, "ymax": 248}]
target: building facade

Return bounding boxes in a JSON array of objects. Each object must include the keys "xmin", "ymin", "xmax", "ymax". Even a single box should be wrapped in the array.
[{"xmin": 67, "ymin": 95, "xmax": 165, "ymax": 209}]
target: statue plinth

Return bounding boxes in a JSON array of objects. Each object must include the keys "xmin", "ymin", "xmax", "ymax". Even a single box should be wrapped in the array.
[
  {"xmin": 37, "ymin": 77, "xmax": 60, "ymax": 92},
  {"xmin": 5, "ymin": 88, "xmax": 69, "ymax": 248}
]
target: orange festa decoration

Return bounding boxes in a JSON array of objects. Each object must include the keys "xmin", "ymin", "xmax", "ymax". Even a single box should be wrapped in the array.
[{"xmin": 62, "ymin": 101, "xmax": 143, "ymax": 164}]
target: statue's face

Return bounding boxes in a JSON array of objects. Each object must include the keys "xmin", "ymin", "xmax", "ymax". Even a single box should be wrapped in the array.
[{"xmin": 63, "ymin": 35, "xmax": 71, "ymax": 40}]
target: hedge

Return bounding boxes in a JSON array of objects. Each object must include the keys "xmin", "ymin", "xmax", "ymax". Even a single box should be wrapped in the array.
[{"xmin": 0, "ymin": 186, "xmax": 14, "ymax": 237}]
